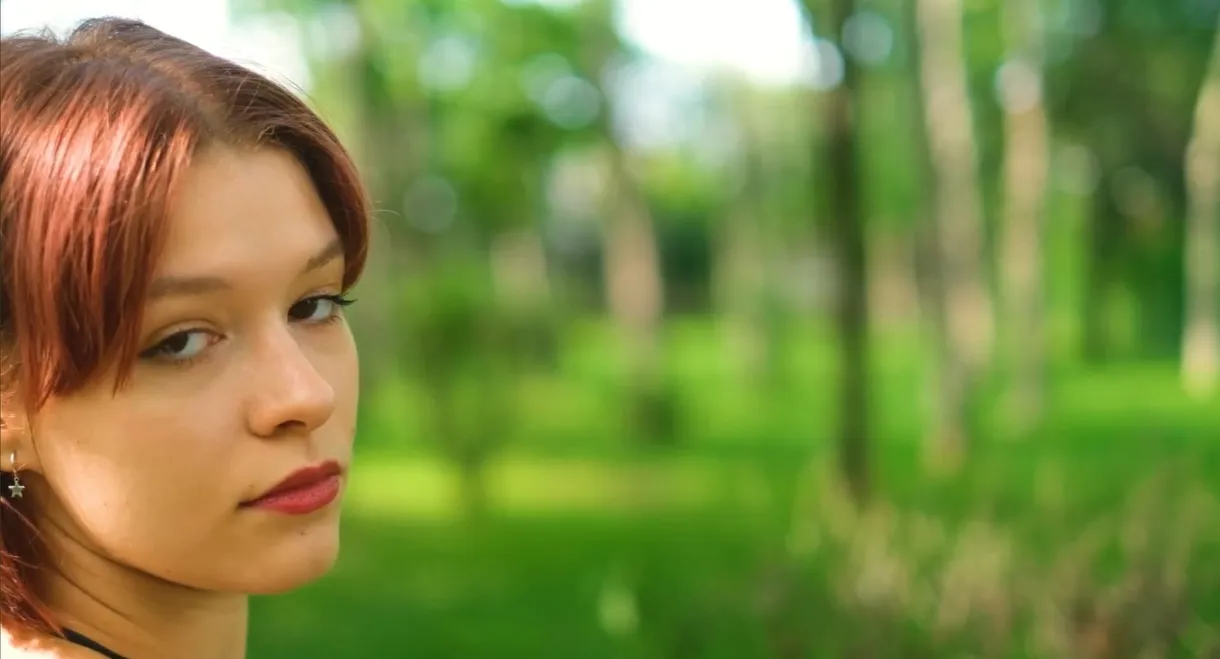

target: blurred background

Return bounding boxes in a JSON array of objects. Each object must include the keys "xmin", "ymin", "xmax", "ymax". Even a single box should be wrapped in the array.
[{"xmin": 3, "ymin": 0, "xmax": 1220, "ymax": 656}]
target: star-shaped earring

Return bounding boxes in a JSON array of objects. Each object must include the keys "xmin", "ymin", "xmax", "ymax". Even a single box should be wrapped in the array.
[{"xmin": 6, "ymin": 451, "xmax": 23, "ymax": 499}]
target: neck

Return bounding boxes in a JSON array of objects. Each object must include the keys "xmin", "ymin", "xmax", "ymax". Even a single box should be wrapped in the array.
[{"xmin": 35, "ymin": 519, "xmax": 248, "ymax": 659}]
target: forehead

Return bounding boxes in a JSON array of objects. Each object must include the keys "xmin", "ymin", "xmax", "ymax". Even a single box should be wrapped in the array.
[{"xmin": 158, "ymin": 146, "xmax": 339, "ymax": 275}]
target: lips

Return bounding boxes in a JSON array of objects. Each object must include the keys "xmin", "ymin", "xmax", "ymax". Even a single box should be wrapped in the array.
[{"xmin": 243, "ymin": 460, "xmax": 343, "ymax": 510}]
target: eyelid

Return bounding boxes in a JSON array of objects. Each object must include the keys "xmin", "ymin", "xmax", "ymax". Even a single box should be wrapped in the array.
[
  {"xmin": 138, "ymin": 290, "xmax": 351, "ymax": 358},
  {"xmin": 291, "ymin": 293, "xmax": 355, "ymax": 323},
  {"xmin": 137, "ymin": 328, "xmax": 224, "ymax": 370},
  {"xmin": 140, "ymin": 324, "xmax": 210, "ymax": 353}
]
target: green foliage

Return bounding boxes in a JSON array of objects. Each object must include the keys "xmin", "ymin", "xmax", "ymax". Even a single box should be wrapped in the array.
[
  {"xmin": 224, "ymin": 0, "xmax": 1220, "ymax": 653},
  {"xmin": 392, "ymin": 258, "xmax": 515, "ymax": 514}
]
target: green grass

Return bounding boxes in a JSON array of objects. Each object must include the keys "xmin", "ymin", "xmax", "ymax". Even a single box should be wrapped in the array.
[{"xmin": 248, "ymin": 322, "xmax": 1219, "ymax": 658}]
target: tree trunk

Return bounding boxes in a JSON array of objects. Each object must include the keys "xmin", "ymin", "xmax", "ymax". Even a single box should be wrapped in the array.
[
  {"xmin": 997, "ymin": 2, "xmax": 1050, "ymax": 436},
  {"xmin": 568, "ymin": 1, "xmax": 663, "ymax": 378},
  {"xmin": 715, "ymin": 117, "xmax": 775, "ymax": 385},
  {"xmin": 1083, "ymin": 178, "xmax": 1124, "ymax": 363},
  {"xmin": 715, "ymin": 204, "xmax": 771, "ymax": 383},
  {"xmin": 900, "ymin": 0, "xmax": 949, "ymax": 468},
  {"xmin": 802, "ymin": 0, "xmax": 869, "ymax": 504},
  {"xmin": 914, "ymin": 0, "xmax": 993, "ymax": 459},
  {"xmin": 1182, "ymin": 21, "xmax": 1220, "ymax": 398},
  {"xmin": 603, "ymin": 144, "xmax": 663, "ymax": 374},
  {"xmin": 347, "ymin": 1, "xmax": 430, "ymax": 382},
  {"xmin": 601, "ymin": 142, "xmax": 667, "ymax": 441}
]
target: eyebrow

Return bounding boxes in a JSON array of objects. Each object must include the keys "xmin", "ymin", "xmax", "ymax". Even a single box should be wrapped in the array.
[{"xmin": 147, "ymin": 238, "xmax": 345, "ymax": 301}]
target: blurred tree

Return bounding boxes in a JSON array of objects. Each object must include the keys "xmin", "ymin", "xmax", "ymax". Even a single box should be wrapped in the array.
[
  {"xmin": 997, "ymin": 0, "xmax": 1051, "ymax": 436},
  {"xmin": 714, "ymin": 81, "xmax": 785, "ymax": 387},
  {"xmin": 1047, "ymin": 0, "xmax": 1212, "ymax": 363},
  {"xmin": 901, "ymin": 0, "xmax": 964, "ymax": 460},
  {"xmin": 573, "ymin": 0, "xmax": 674, "ymax": 444},
  {"xmin": 601, "ymin": 142, "xmax": 672, "ymax": 441},
  {"xmin": 900, "ymin": 0, "xmax": 946, "ymax": 450},
  {"xmin": 343, "ymin": 0, "xmax": 430, "ymax": 389},
  {"xmin": 1182, "ymin": 12, "xmax": 1220, "ymax": 398},
  {"xmin": 711, "ymin": 80, "xmax": 818, "ymax": 395},
  {"xmin": 394, "ymin": 0, "xmax": 596, "ymax": 510},
  {"xmin": 800, "ymin": 0, "xmax": 870, "ymax": 503},
  {"xmin": 913, "ymin": 0, "xmax": 994, "ymax": 460},
  {"xmin": 399, "ymin": 257, "xmax": 513, "ymax": 518}
]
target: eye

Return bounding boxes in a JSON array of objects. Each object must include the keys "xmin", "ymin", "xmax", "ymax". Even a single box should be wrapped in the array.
[
  {"xmin": 140, "ymin": 330, "xmax": 217, "ymax": 363},
  {"xmin": 289, "ymin": 294, "xmax": 355, "ymax": 324}
]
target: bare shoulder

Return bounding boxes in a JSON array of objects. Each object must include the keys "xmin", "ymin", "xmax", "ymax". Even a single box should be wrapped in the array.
[{"xmin": 1, "ymin": 627, "xmax": 108, "ymax": 659}]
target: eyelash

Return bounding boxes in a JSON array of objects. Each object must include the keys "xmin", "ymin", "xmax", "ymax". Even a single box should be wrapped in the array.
[{"xmin": 139, "ymin": 293, "xmax": 356, "ymax": 369}]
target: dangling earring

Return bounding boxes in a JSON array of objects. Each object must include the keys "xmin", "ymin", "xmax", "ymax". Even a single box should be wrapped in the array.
[{"xmin": 6, "ymin": 451, "xmax": 24, "ymax": 499}]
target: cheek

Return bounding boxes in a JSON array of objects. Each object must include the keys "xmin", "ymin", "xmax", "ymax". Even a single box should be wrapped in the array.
[
  {"xmin": 36, "ymin": 392, "xmax": 242, "ymax": 557},
  {"xmin": 341, "ymin": 347, "xmax": 360, "ymax": 421},
  {"xmin": 323, "ymin": 326, "xmax": 360, "ymax": 431}
]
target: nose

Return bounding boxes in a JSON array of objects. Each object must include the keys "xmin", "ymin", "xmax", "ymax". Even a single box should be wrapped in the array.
[{"xmin": 245, "ymin": 326, "xmax": 336, "ymax": 438}]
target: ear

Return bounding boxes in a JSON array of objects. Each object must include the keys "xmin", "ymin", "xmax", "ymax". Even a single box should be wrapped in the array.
[{"xmin": 1, "ymin": 388, "xmax": 43, "ymax": 476}]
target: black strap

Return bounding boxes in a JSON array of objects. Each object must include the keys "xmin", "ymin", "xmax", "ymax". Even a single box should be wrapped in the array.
[{"xmin": 62, "ymin": 628, "xmax": 129, "ymax": 659}]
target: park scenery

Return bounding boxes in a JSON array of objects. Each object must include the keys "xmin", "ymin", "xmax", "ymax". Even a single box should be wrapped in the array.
[{"xmin": 206, "ymin": 0, "xmax": 1220, "ymax": 656}]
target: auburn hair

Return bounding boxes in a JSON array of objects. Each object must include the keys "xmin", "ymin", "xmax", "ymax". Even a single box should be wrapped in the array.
[{"xmin": 0, "ymin": 17, "xmax": 370, "ymax": 638}]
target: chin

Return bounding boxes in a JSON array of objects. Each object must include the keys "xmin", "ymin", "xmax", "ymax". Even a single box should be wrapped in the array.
[{"xmin": 240, "ymin": 516, "xmax": 343, "ymax": 594}]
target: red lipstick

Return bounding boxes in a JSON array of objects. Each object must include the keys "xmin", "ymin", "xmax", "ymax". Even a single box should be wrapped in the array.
[{"xmin": 243, "ymin": 460, "xmax": 343, "ymax": 515}]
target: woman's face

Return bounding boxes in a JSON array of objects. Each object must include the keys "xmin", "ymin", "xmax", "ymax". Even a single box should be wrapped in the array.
[{"xmin": 25, "ymin": 146, "xmax": 359, "ymax": 594}]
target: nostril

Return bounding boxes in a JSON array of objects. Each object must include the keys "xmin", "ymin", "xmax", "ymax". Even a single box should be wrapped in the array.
[{"xmin": 274, "ymin": 419, "xmax": 309, "ymax": 434}]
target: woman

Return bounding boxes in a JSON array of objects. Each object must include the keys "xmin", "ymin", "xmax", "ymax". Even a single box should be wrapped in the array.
[{"xmin": 1, "ymin": 16, "xmax": 369, "ymax": 659}]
